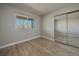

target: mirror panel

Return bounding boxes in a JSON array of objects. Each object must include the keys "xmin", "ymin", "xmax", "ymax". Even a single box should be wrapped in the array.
[
  {"xmin": 54, "ymin": 14, "xmax": 67, "ymax": 44},
  {"xmin": 68, "ymin": 12, "xmax": 79, "ymax": 47}
]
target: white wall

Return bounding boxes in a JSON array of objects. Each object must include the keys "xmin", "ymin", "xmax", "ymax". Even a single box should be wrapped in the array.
[
  {"xmin": 42, "ymin": 14, "xmax": 54, "ymax": 39},
  {"xmin": 42, "ymin": 4, "xmax": 79, "ymax": 40},
  {"xmin": 0, "ymin": 4, "xmax": 41, "ymax": 47}
]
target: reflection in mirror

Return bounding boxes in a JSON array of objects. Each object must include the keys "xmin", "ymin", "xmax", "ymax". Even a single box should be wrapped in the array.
[
  {"xmin": 68, "ymin": 12, "xmax": 79, "ymax": 47},
  {"xmin": 54, "ymin": 14, "xmax": 67, "ymax": 44}
]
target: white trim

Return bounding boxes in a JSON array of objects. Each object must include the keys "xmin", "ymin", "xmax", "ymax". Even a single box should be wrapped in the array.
[
  {"xmin": 0, "ymin": 35, "xmax": 55, "ymax": 49},
  {"xmin": 41, "ymin": 35, "xmax": 55, "ymax": 41},
  {"xmin": 0, "ymin": 35, "xmax": 41, "ymax": 49}
]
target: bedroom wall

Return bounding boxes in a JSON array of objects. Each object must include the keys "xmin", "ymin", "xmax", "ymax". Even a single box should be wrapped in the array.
[{"xmin": 0, "ymin": 4, "xmax": 41, "ymax": 47}]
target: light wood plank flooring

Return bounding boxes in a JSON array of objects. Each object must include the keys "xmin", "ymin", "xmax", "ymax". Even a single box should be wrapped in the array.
[{"xmin": 0, "ymin": 37, "xmax": 79, "ymax": 56}]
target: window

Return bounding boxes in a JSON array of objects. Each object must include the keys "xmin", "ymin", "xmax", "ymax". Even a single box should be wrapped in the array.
[{"xmin": 16, "ymin": 15, "xmax": 34, "ymax": 30}]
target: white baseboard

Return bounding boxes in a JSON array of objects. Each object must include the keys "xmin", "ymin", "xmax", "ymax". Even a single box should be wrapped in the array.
[
  {"xmin": 0, "ymin": 35, "xmax": 54, "ymax": 49},
  {"xmin": 0, "ymin": 35, "xmax": 41, "ymax": 49},
  {"xmin": 41, "ymin": 35, "xmax": 55, "ymax": 41}
]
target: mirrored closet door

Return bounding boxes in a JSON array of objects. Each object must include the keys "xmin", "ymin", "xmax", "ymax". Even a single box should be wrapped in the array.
[
  {"xmin": 54, "ymin": 11, "xmax": 79, "ymax": 48},
  {"xmin": 54, "ymin": 14, "xmax": 68, "ymax": 44},
  {"xmin": 68, "ymin": 12, "xmax": 79, "ymax": 47}
]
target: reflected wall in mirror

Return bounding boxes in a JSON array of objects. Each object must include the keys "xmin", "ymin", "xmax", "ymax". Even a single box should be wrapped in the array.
[
  {"xmin": 68, "ymin": 12, "xmax": 79, "ymax": 47},
  {"xmin": 54, "ymin": 14, "xmax": 67, "ymax": 44}
]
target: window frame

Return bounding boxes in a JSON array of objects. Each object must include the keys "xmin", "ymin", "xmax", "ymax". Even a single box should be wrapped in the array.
[{"xmin": 15, "ymin": 14, "xmax": 34, "ymax": 30}]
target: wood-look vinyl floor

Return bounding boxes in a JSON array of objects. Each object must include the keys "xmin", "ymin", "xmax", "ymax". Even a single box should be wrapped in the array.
[{"xmin": 0, "ymin": 37, "xmax": 79, "ymax": 56}]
